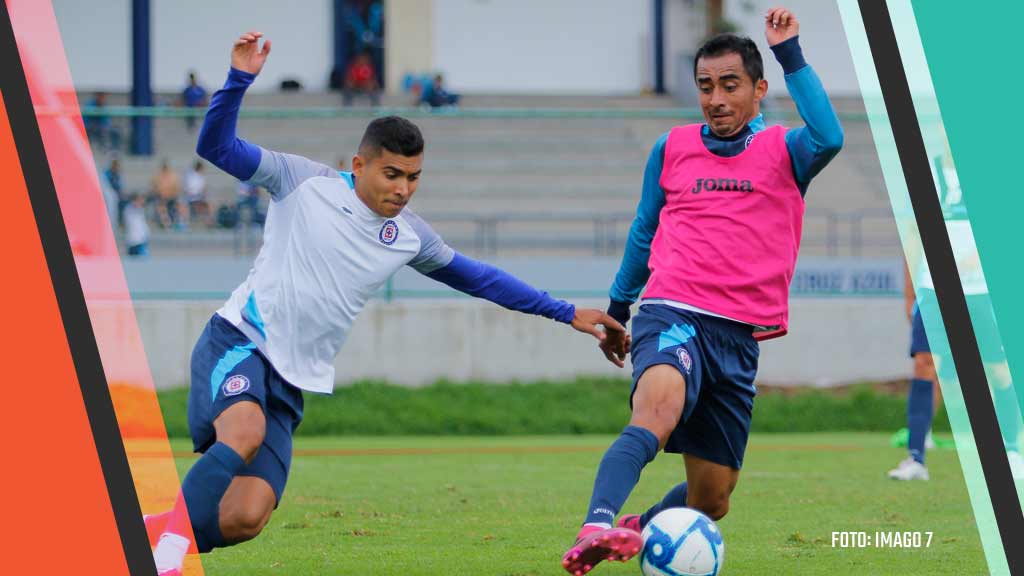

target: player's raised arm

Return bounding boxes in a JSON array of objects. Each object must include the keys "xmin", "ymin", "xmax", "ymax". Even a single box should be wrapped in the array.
[
  {"xmin": 197, "ymin": 32, "xmax": 335, "ymax": 199},
  {"xmin": 765, "ymin": 8, "xmax": 844, "ymax": 191},
  {"xmin": 403, "ymin": 211, "xmax": 628, "ymax": 366}
]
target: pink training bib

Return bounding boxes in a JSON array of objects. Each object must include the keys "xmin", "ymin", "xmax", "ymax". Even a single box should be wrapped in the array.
[{"xmin": 645, "ymin": 123, "xmax": 804, "ymax": 340}]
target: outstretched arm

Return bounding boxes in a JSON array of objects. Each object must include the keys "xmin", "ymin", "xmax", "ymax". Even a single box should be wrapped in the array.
[
  {"xmin": 765, "ymin": 8, "xmax": 844, "ymax": 192},
  {"xmin": 197, "ymin": 32, "xmax": 335, "ymax": 198},
  {"xmin": 404, "ymin": 212, "xmax": 627, "ymax": 365}
]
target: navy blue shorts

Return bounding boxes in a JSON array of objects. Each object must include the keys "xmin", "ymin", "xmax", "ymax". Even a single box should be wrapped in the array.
[
  {"xmin": 909, "ymin": 303, "xmax": 930, "ymax": 357},
  {"xmin": 188, "ymin": 315, "xmax": 304, "ymax": 504},
  {"xmin": 629, "ymin": 304, "xmax": 759, "ymax": 470}
]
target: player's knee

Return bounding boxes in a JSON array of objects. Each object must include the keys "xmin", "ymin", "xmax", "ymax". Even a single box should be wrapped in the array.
[
  {"xmin": 631, "ymin": 404, "xmax": 682, "ymax": 446},
  {"xmin": 913, "ymin": 353, "xmax": 936, "ymax": 381},
  {"xmin": 223, "ymin": 506, "xmax": 272, "ymax": 543},
  {"xmin": 691, "ymin": 493, "xmax": 730, "ymax": 521}
]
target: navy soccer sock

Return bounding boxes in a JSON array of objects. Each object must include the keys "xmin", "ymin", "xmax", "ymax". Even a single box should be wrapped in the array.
[
  {"xmin": 994, "ymin": 382, "xmax": 1021, "ymax": 452},
  {"xmin": 639, "ymin": 482, "xmax": 688, "ymax": 528},
  {"xmin": 583, "ymin": 426, "xmax": 660, "ymax": 527},
  {"xmin": 173, "ymin": 442, "xmax": 246, "ymax": 552},
  {"xmin": 907, "ymin": 378, "xmax": 934, "ymax": 464}
]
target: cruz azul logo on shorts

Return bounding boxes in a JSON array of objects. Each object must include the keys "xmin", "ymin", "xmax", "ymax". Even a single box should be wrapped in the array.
[
  {"xmin": 379, "ymin": 220, "xmax": 399, "ymax": 245},
  {"xmin": 677, "ymin": 347, "xmax": 693, "ymax": 374},
  {"xmin": 222, "ymin": 375, "xmax": 250, "ymax": 396}
]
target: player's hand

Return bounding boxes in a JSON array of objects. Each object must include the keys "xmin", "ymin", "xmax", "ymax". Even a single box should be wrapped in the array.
[
  {"xmin": 232, "ymin": 31, "xmax": 272, "ymax": 75},
  {"xmin": 571, "ymin": 309, "xmax": 628, "ymax": 367},
  {"xmin": 599, "ymin": 329, "xmax": 631, "ymax": 369},
  {"xmin": 765, "ymin": 7, "xmax": 799, "ymax": 46}
]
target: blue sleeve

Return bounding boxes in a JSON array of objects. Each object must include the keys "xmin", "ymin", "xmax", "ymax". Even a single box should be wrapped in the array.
[
  {"xmin": 771, "ymin": 37, "xmax": 844, "ymax": 193},
  {"xmin": 425, "ymin": 252, "xmax": 576, "ymax": 324},
  {"xmin": 195, "ymin": 67, "xmax": 263, "ymax": 181},
  {"xmin": 608, "ymin": 133, "xmax": 668, "ymax": 314}
]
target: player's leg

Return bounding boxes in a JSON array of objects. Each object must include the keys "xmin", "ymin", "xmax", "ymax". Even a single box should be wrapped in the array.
[
  {"xmin": 152, "ymin": 401, "xmax": 265, "ymax": 574},
  {"xmin": 218, "ymin": 476, "xmax": 276, "ymax": 543},
  {"xmin": 908, "ymin": 353, "xmax": 936, "ymax": 463},
  {"xmin": 682, "ymin": 454, "xmax": 740, "ymax": 521},
  {"xmin": 150, "ymin": 317, "xmax": 270, "ymax": 574},
  {"xmin": 563, "ymin": 365, "xmax": 681, "ymax": 575},
  {"xmin": 219, "ymin": 374, "xmax": 304, "ymax": 544},
  {"xmin": 890, "ymin": 306, "xmax": 933, "ymax": 481},
  {"xmin": 617, "ymin": 480, "xmax": 689, "ymax": 532},
  {"xmin": 623, "ymin": 316, "xmax": 756, "ymax": 532},
  {"xmin": 563, "ymin": 305, "xmax": 701, "ymax": 575},
  {"xmin": 584, "ymin": 364, "xmax": 683, "ymax": 525}
]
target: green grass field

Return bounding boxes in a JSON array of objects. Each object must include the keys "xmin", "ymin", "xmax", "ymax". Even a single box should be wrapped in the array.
[{"xmin": 177, "ymin": 433, "xmax": 987, "ymax": 575}]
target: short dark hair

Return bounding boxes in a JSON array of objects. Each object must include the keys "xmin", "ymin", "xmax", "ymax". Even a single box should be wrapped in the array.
[
  {"xmin": 693, "ymin": 34, "xmax": 764, "ymax": 83},
  {"xmin": 359, "ymin": 116, "xmax": 424, "ymax": 158}
]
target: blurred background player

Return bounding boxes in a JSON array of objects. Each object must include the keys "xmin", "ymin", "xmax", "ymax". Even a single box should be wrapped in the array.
[
  {"xmin": 562, "ymin": 8, "xmax": 844, "ymax": 574},
  {"xmin": 893, "ymin": 156, "xmax": 1024, "ymax": 481},
  {"xmin": 887, "ymin": 263, "xmax": 942, "ymax": 481},
  {"xmin": 145, "ymin": 31, "xmax": 626, "ymax": 576}
]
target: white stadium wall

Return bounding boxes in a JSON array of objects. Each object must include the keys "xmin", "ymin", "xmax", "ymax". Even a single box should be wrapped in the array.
[
  {"xmin": 430, "ymin": 0, "xmax": 653, "ymax": 94},
  {"xmin": 52, "ymin": 0, "xmax": 131, "ymax": 91},
  {"xmin": 52, "ymin": 0, "xmax": 332, "ymax": 93}
]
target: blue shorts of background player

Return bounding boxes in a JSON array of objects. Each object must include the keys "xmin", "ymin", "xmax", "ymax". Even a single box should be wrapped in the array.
[
  {"xmin": 629, "ymin": 304, "xmax": 760, "ymax": 469},
  {"xmin": 188, "ymin": 315, "xmax": 304, "ymax": 514},
  {"xmin": 909, "ymin": 302, "xmax": 930, "ymax": 358}
]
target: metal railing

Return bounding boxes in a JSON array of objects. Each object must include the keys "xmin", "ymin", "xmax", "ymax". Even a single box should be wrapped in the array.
[{"xmin": 136, "ymin": 208, "xmax": 901, "ymax": 258}]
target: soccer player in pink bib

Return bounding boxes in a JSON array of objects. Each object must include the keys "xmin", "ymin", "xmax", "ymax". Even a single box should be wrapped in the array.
[{"xmin": 562, "ymin": 8, "xmax": 843, "ymax": 574}]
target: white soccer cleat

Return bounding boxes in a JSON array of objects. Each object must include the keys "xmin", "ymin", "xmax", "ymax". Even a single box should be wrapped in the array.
[
  {"xmin": 888, "ymin": 457, "xmax": 929, "ymax": 481},
  {"xmin": 1007, "ymin": 451, "xmax": 1024, "ymax": 480}
]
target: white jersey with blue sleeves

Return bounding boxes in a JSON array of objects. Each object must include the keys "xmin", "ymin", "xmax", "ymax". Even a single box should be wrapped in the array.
[{"xmin": 217, "ymin": 148, "xmax": 454, "ymax": 393}]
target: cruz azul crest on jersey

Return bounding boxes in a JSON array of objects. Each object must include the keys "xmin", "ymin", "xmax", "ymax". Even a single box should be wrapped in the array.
[
  {"xmin": 379, "ymin": 220, "xmax": 399, "ymax": 245},
  {"xmin": 222, "ymin": 375, "xmax": 250, "ymax": 396},
  {"xmin": 677, "ymin": 347, "xmax": 693, "ymax": 374}
]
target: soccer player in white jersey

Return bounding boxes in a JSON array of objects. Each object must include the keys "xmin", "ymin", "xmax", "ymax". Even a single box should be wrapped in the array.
[
  {"xmin": 890, "ymin": 158, "xmax": 1023, "ymax": 481},
  {"xmin": 144, "ymin": 32, "xmax": 626, "ymax": 575}
]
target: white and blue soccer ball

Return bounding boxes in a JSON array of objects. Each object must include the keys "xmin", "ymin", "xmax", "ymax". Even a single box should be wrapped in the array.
[{"xmin": 639, "ymin": 508, "xmax": 725, "ymax": 576}]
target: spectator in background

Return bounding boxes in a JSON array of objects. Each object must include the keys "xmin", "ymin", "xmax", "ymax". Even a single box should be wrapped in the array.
[
  {"xmin": 342, "ymin": 52, "xmax": 381, "ymax": 107},
  {"xmin": 184, "ymin": 160, "xmax": 211, "ymax": 227},
  {"xmin": 236, "ymin": 180, "xmax": 264, "ymax": 226},
  {"xmin": 421, "ymin": 74, "xmax": 460, "ymax": 109},
  {"xmin": 102, "ymin": 157, "xmax": 127, "ymax": 227},
  {"xmin": 123, "ymin": 193, "xmax": 150, "ymax": 257},
  {"xmin": 182, "ymin": 71, "xmax": 208, "ymax": 131},
  {"xmin": 152, "ymin": 159, "xmax": 183, "ymax": 229},
  {"xmin": 85, "ymin": 92, "xmax": 121, "ymax": 150}
]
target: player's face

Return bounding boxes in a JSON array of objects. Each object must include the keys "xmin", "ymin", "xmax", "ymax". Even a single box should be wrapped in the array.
[
  {"xmin": 352, "ymin": 149, "xmax": 423, "ymax": 218},
  {"xmin": 695, "ymin": 52, "xmax": 768, "ymax": 138}
]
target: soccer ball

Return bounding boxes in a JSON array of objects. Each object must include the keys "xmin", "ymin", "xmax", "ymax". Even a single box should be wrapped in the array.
[{"xmin": 640, "ymin": 508, "xmax": 725, "ymax": 576}]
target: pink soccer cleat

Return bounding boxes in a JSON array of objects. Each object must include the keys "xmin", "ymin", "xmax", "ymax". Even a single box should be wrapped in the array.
[
  {"xmin": 561, "ymin": 525, "xmax": 643, "ymax": 575},
  {"xmin": 616, "ymin": 514, "xmax": 642, "ymax": 532},
  {"xmin": 157, "ymin": 570, "xmax": 181, "ymax": 576}
]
